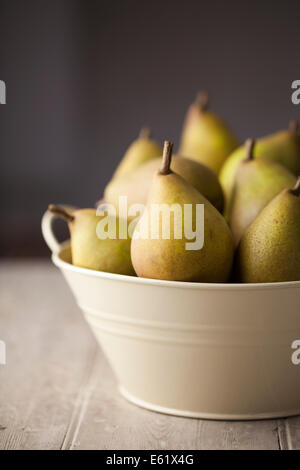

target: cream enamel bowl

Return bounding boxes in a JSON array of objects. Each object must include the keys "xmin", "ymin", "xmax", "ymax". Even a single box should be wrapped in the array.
[{"xmin": 42, "ymin": 209, "xmax": 300, "ymax": 420}]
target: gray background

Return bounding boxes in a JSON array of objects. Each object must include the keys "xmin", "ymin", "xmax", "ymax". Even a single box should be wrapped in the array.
[{"xmin": 0, "ymin": 0, "xmax": 300, "ymax": 256}]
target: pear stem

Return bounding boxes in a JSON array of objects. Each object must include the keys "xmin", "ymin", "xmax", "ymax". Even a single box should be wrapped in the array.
[
  {"xmin": 159, "ymin": 141, "xmax": 173, "ymax": 175},
  {"xmin": 289, "ymin": 120, "xmax": 299, "ymax": 134},
  {"xmin": 195, "ymin": 91, "xmax": 209, "ymax": 111},
  {"xmin": 245, "ymin": 138, "xmax": 255, "ymax": 161},
  {"xmin": 290, "ymin": 177, "xmax": 300, "ymax": 197},
  {"xmin": 139, "ymin": 127, "xmax": 151, "ymax": 139},
  {"xmin": 48, "ymin": 204, "xmax": 74, "ymax": 222}
]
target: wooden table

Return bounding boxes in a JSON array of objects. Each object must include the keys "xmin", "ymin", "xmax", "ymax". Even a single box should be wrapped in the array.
[{"xmin": 0, "ymin": 260, "xmax": 300, "ymax": 450}]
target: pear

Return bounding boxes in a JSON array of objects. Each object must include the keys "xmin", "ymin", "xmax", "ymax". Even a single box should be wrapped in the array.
[
  {"xmin": 179, "ymin": 92, "xmax": 239, "ymax": 174},
  {"xmin": 48, "ymin": 205, "xmax": 135, "ymax": 275},
  {"xmin": 235, "ymin": 178, "xmax": 300, "ymax": 283},
  {"xmin": 113, "ymin": 128, "xmax": 162, "ymax": 178},
  {"xmin": 131, "ymin": 142, "xmax": 234, "ymax": 282},
  {"xmin": 229, "ymin": 139, "xmax": 296, "ymax": 244},
  {"xmin": 220, "ymin": 121, "xmax": 300, "ymax": 217},
  {"xmin": 104, "ymin": 155, "xmax": 224, "ymax": 213}
]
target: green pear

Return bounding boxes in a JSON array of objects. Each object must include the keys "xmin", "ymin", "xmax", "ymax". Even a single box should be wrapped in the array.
[
  {"xmin": 104, "ymin": 155, "xmax": 224, "ymax": 213},
  {"xmin": 235, "ymin": 178, "xmax": 300, "ymax": 283},
  {"xmin": 48, "ymin": 205, "xmax": 135, "ymax": 275},
  {"xmin": 179, "ymin": 92, "xmax": 239, "ymax": 174},
  {"xmin": 220, "ymin": 121, "xmax": 300, "ymax": 218},
  {"xmin": 229, "ymin": 139, "xmax": 296, "ymax": 244},
  {"xmin": 131, "ymin": 142, "xmax": 234, "ymax": 282},
  {"xmin": 113, "ymin": 128, "xmax": 162, "ymax": 178}
]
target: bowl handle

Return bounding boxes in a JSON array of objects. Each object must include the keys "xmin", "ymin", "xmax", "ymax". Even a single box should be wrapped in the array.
[{"xmin": 41, "ymin": 206, "xmax": 76, "ymax": 254}]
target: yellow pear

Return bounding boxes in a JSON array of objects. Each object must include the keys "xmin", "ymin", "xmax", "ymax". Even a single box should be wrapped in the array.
[
  {"xmin": 220, "ymin": 121, "xmax": 300, "ymax": 218},
  {"xmin": 179, "ymin": 92, "xmax": 239, "ymax": 174},
  {"xmin": 235, "ymin": 178, "xmax": 300, "ymax": 283},
  {"xmin": 113, "ymin": 128, "xmax": 162, "ymax": 178},
  {"xmin": 131, "ymin": 142, "xmax": 234, "ymax": 282},
  {"xmin": 48, "ymin": 205, "xmax": 135, "ymax": 275},
  {"xmin": 228, "ymin": 139, "xmax": 296, "ymax": 244}
]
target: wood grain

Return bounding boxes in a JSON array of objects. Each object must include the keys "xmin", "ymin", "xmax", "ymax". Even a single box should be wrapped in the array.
[
  {"xmin": 0, "ymin": 260, "xmax": 298, "ymax": 450},
  {"xmin": 0, "ymin": 260, "xmax": 97, "ymax": 450},
  {"xmin": 285, "ymin": 417, "xmax": 300, "ymax": 450}
]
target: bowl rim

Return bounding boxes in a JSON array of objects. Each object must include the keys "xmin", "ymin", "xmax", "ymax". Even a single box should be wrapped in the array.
[{"xmin": 52, "ymin": 246, "xmax": 300, "ymax": 291}]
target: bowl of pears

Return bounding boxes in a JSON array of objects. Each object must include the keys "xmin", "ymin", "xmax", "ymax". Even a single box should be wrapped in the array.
[{"xmin": 42, "ymin": 92, "xmax": 300, "ymax": 420}]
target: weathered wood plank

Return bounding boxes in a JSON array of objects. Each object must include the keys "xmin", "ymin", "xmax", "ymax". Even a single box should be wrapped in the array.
[
  {"xmin": 277, "ymin": 420, "xmax": 289, "ymax": 450},
  {"xmin": 0, "ymin": 260, "xmax": 97, "ymax": 450},
  {"xmin": 285, "ymin": 417, "xmax": 300, "ymax": 450}
]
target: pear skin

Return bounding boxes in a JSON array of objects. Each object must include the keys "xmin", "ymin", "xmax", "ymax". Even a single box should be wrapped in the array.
[
  {"xmin": 131, "ymin": 142, "xmax": 234, "ymax": 282},
  {"xmin": 235, "ymin": 178, "xmax": 300, "ymax": 283},
  {"xmin": 229, "ymin": 139, "xmax": 296, "ymax": 244},
  {"xmin": 113, "ymin": 128, "xmax": 162, "ymax": 178},
  {"xmin": 104, "ymin": 155, "xmax": 224, "ymax": 214},
  {"xmin": 179, "ymin": 92, "xmax": 239, "ymax": 174},
  {"xmin": 220, "ymin": 121, "xmax": 300, "ymax": 218},
  {"xmin": 48, "ymin": 205, "xmax": 135, "ymax": 275}
]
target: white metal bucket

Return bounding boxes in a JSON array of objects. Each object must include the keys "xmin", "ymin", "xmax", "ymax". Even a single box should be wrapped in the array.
[{"xmin": 42, "ymin": 208, "xmax": 300, "ymax": 420}]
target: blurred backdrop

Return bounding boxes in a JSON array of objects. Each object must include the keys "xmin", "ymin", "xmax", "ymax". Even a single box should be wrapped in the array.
[{"xmin": 0, "ymin": 0, "xmax": 300, "ymax": 256}]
